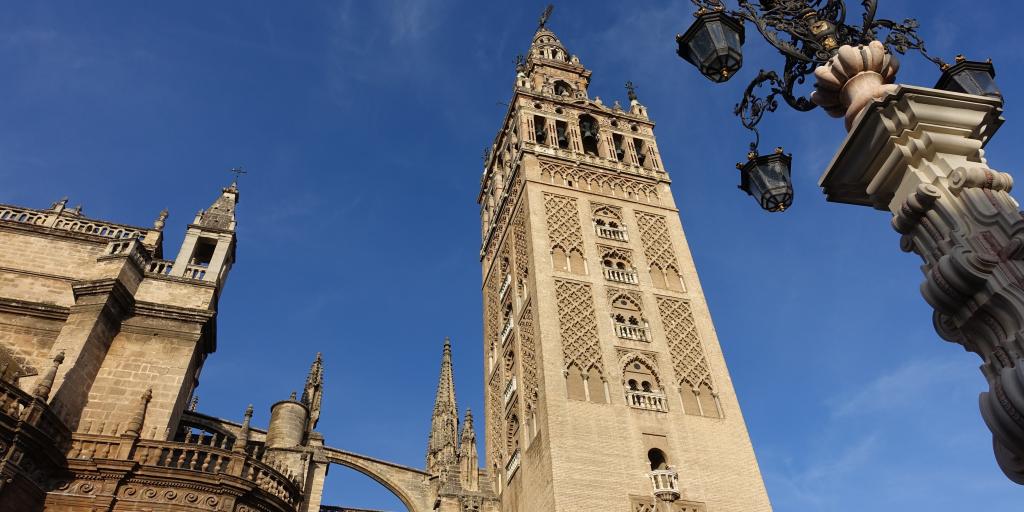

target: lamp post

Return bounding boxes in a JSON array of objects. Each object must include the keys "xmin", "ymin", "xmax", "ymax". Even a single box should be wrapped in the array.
[{"xmin": 676, "ymin": 1, "xmax": 1024, "ymax": 485}]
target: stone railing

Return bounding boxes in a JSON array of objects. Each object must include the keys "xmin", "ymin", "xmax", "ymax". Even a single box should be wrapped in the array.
[
  {"xmin": 0, "ymin": 204, "xmax": 147, "ymax": 240},
  {"xmin": 503, "ymin": 376, "xmax": 517, "ymax": 407},
  {"xmin": 626, "ymin": 390, "xmax": 668, "ymax": 412},
  {"xmin": 505, "ymin": 448, "xmax": 521, "ymax": 483},
  {"xmin": 499, "ymin": 274, "xmax": 512, "ymax": 301},
  {"xmin": 183, "ymin": 264, "xmax": 208, "ymax": 280},
  {"xmin": 615, "ymin": 324, "xmax": 648, "ymax": 342},
  {"xmin": 0, "ymin": 378, "xmax": 71, "ymax": 450},
  {"xmin": 650, "ymin": 468, "xmax": 680, "ymax": 502},
  {"xmin": 66, "ymin": 433, "xmax": 303, "ymax": 509},
  {"xmin": 500, "ymin": 318, "xmax": 514, "ymax": 346},
  {"xmin": 595, "ymin": 224, "xmax": 628, "ymax": 242},
  {"xmin": 604, "ymin": 267, "xmax": 638, "ymax": 285},
  {"xmin": 148, "ymin": 259, "xmax": 174, "ymax": 275}
]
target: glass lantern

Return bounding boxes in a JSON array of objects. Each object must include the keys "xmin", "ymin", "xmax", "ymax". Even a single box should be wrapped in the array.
[
  {"xmin": 935, "ymin": 58, "xmax": 1000, "ymax": 99},
  {"xmin": 738, "ymin": 149, "xmax": 793, "ymax": 212},
  {"xmin": 676, "ymin": 11, "xmax": 745, "ymax": 83}
]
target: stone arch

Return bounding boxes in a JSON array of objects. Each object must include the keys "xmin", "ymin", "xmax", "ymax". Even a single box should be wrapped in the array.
[
  {"xmin": 618, "ymin": 352, "xmax": 665, "ymax": 391},
  {"xmin": 323, "ymin": 446, "xmax": 432, "ymax": 512}
]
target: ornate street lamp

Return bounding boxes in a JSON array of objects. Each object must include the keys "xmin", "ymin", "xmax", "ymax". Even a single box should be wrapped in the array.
[
  {"xmin": 676, "ymin": 0, "xmax": 1024, "ymax": 488},
  {"xmin": 675, "ymin": 0, "xmax": 963, "ymax": 212},
  {"xmin": 676, "ymin": 11, "xmax": 745, "ymax": 83},
  {"xmin": 936, "ymin": 55, "xmax": 1001, "ymax": 98},
  {"xmin": 738, "ymin": 147, "xmax": 792, "ymax": 212}
]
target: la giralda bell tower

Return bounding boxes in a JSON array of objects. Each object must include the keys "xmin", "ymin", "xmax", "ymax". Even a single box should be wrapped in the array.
[{"xmin": 476, "ymin": 10, "xmax": 772, "ymax": 512}]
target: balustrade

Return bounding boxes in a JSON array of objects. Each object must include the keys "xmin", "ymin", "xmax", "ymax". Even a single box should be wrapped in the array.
[
  {"xmin": 604, "ymin": 267, "xmax": 638, "ymax": 284},
  {"xmin": 505, "ymin": 448, "xmax": 521, "ymax": 482},
  {"xmin": 0, "ymin": 204, "xmax": 146, "ymax": 240},
  {"xmin": 147, "ymin": 260, "xmax": 174, "ymax": 275},
  {"xmin": 615, "ymin": 323, "xmax": 648, "ymax": 341},
  {"xmin": 500, "ymin": 318, "xmax": 514, "ymax": 345},
  {"xmin": 499, "ymin": 274, "xmax": 512, "ymax": 300},
  {"xmin": 626, "ymin": 390, "xmax": 668, "ymax": 412},
  {"xmin": 649, "ymin": 468, "xmax": 680, "ymax": 501},
  {"xmin": 503, "ymin": 376, "xmax": 517, "ymax": 407},
  {"xmin": 65, "ymin": 432, "xmax": 302, "ymax": 507},
  {"xmin": 595, "ymin": 224, "xmax": 628, "ymax": 242},
  {"xmin": 184, "ymin": 264, "xmax": 208, "ymax": 280}
]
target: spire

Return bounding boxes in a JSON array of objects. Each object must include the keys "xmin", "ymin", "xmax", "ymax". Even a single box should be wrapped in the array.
[
  {"xmin": 234, "ymin": 404, "xmax": 254, "ymax": 453},
  {"xmin": 197, "ymin": 182, "xmax": 239, "ymax": 230},
  {"xmin": 33, "ymin": 351, "xmax": 65, "ymax": 401},
  {"xmin": 521, "ymin": 5, "xmax": 591, "ymax": 98},
  {"xmin": 153, "ymin": 209, "xmax": 169, "ymax": 231},
  {"xmin": 301, "ymin": 352, "xmax": 324, "ymax": 433},
  {"xmin": 459, "ymin": 408, "xmax": 480, "ymax": 491},
  {"xmin": 123, "ymin": 388, "xmax": 153, "ymax": 438},
  {"xmin": 426, "ymin": 337, "xmax": 459, "ymax": 476}
]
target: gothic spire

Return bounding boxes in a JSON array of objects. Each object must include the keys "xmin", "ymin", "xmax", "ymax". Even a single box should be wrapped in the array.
[
  {"xmin": 301, "ymin": 352, "xmax": 324, "ymax": 433},
  {"xmin": 196, "ymin": 181, "xmax": 239, "ymax": 230},
  {"xmin": 458, "ymin": 408, "xmax": 480, "ymax": 491},
  {"xmin": 426, "ymin": 337, "xmax": 459, "ymax": 476}
]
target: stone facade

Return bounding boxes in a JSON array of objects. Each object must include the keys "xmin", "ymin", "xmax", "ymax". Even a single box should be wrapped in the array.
[{"xmin": 477, "ymin": 19, "xmax": 772, "ymax": 512}]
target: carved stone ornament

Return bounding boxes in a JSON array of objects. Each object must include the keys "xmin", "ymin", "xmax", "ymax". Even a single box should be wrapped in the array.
[
  {"xmin": 819, "ymin": 85, "xmax": 1024, "ymax": 482},
  {"xmin": 811, "ymin": 40, "xmax": 900, "ymax": 130}
]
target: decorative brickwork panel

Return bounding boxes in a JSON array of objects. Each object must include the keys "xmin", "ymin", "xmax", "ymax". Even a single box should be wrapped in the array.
[
  {"xmin": 656, "ymin": 297, "xmax": 713, "ymax": 391},
  {"xmin": 630, "ymin": 497, "xmax": 655, "ymax": 512},
  {"xmin": 487, "ymin": 372, "xmax": 503, "ymax": 467},
  {"xmin": 485, "ymin": 272, "xmax": 500, "ymax": 356},
  {"xmin": 518, "ymin": 304, "xmax": 538, "ymax": 413},
  {"xmin": 554, "ymin": 280, "xmax": 603, "ymax": 373},
  {"xmin": 636, "ymin": 212, "xmax": 679, "ymax": 272},
  {"xmin": 539, "ymin": 160, "xmax": 659, "ymax": 203},
  {"xmin": 513, "ymin": 207, "xmax": 530, "ymax": 293},
  {"xmin": 543, "ymin": 193, "xmax": 584, "ymax": 254}
]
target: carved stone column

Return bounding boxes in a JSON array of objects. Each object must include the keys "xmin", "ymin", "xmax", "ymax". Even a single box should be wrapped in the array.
[{"xmin": 818, "ymin": 84, "xmax": 1024, "ymax": 481}]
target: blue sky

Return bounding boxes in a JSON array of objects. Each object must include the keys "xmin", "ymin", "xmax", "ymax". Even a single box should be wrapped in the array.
[{"xmin": 2, "ymin": 1, "xmax": 1023, "ymax": 510}]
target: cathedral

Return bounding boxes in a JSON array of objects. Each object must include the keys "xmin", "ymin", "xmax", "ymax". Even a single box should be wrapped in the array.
[{"xmin": 0, "ymin": 14, "xmax": 770, "ymax": 512}]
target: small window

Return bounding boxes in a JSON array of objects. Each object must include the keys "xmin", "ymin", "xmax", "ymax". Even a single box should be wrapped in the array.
[
  {"xmin": 648, "ymin": 448, "xmax": 668, "ymax": 471},
  {"xmin": 579, "ymin": 115, "xmax": 599, "ymax": 156},
  {"xmin": 191, "ymin": 238, "xmax": 217, "ymax": 267},
  {"xmin": 612, "ymin": 133, "xmax": 626, "ymax": 162},
  {"xmin": 633, "ymin": 138, "xmax": 647, "ymax": 167},
  {"xmin": 534, "ymin": 115, "xmax": 548, "ymax": 145},
  {"xmin": 555, "ymin": 120, "xmax": 570, "ymax": 149},
  {"xmin": 554, "ymin": 80, "xmax": 572, "ymax": 97}
]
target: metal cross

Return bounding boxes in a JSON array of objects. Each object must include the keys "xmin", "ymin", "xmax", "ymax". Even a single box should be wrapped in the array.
[
  {"xmin": 228, "ymin": 167, "xmax": 247, "ymax": 182},
  {"xmin": 538, "ymin": 4, "xmax": 553, "ymax": 29}
]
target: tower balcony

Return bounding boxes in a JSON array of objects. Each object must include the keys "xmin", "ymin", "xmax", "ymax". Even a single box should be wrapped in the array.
[
  {"xmin": 499, "ymin": 273, "xmax": 512, "ymax": 301},
  {"xmin": 500, "ymin": 318, "xmax": 514, "ymax": 346},
  {"xmin": 505, "ymin": 448, "xmax": 521, "ymax": 483},
  {"xmin": 626, "ymin": 389, "xmax": 668, "ymax": 412},
  {"xmin": 503, "ymin": 376, "xmax": 518, "ymax": 407},
  {"xmin": 603, "ymin": 267, "xmax": 638, "ymax": 285},
  {"xmin": 595, "ymin": 224, "xmax": 628, "ymax": 242},
  {"xmin": 615, "ymin": 323, "xmax": 648, "ymax": 341},
  {"xmin": 649, "ymin": 468, "xmax": 680, "ymax": 502}
]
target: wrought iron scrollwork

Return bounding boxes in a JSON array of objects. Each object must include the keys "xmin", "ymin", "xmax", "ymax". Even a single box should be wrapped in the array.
[{"xmin": 689, "ymin": 0, "xmax": 939, "ymax": 152}]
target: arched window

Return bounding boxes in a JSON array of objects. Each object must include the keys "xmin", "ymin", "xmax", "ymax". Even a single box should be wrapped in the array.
[
  {"xmin": 553, "ymin": 80, "xmax": 572, "ymax": 97},
  {"xmin": 698, "ymin": 382, "xmax": 720, "ymax": 418},
  {"xmin": 552, "ymin": 246, "xmax": 569, "ymax": 272},
  {"xmin": 648, "ymin": 448, "xmax": 668, "ymax": 471},
  {"xmin": 587, "ymin": 366, "xmax": 606, "ymax": 403},
  {"xmin": 623, "ymin": 357, "xmax": 667, "ymax": 411},
  {"xmin": 611, "ymin": 295, "xmax": 647, "ymax": 341},
  {"xmin": 681, "ymin": 381, "xmax": 701, "ymax": 416},
  {"xmin": 593, "ymin": 206, "xmax": 627, "ymax": 241},
  {"xmin": 600, "ymin": 248, "xmax": 636, "ymax": 284},
  {"xmin": 568, "ymin": 249, "xmax": 586, "ymax": 276},
  {"xmin": 566, "ymin": 364, "xmax": 587, "ymax": 401},
  {"xmin": 578, "ymin": 115, "xmax": 600, "ymax": 156}
]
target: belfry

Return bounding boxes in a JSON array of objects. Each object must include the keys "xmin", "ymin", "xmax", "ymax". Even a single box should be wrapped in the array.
[{"xmin": 477, "ymin": 11, "xmax": 772, "ymax": 512}]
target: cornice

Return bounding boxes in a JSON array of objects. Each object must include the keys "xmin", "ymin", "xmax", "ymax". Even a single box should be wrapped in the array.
[{"xmin": 0, "ymin": 297, "xmax": 69, "ymax": 320}]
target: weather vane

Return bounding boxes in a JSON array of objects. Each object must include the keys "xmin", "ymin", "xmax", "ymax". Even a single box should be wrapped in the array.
[
  {"xmin": 538, "ymin": 4, "xmax": 553, "ymax": 29},
  {"xmin": 228, "ymin": 166, "xmax": 247, "ymax": 183},
  {"xmin": 625, "ymin": 81, "xmax": 638, "ymax": 102}
]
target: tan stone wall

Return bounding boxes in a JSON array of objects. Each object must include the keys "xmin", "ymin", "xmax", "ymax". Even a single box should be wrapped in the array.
[
  {"xmin": 0, "ymin": 228, "xmax": 105, "ymax": 284},
  {"xmin": 80, "ymin": 327, "xmax": 202, "ymax": 438},
  {"xmin": 0, "ymin": 311, "xmax": 62, "ymax": 391}
]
